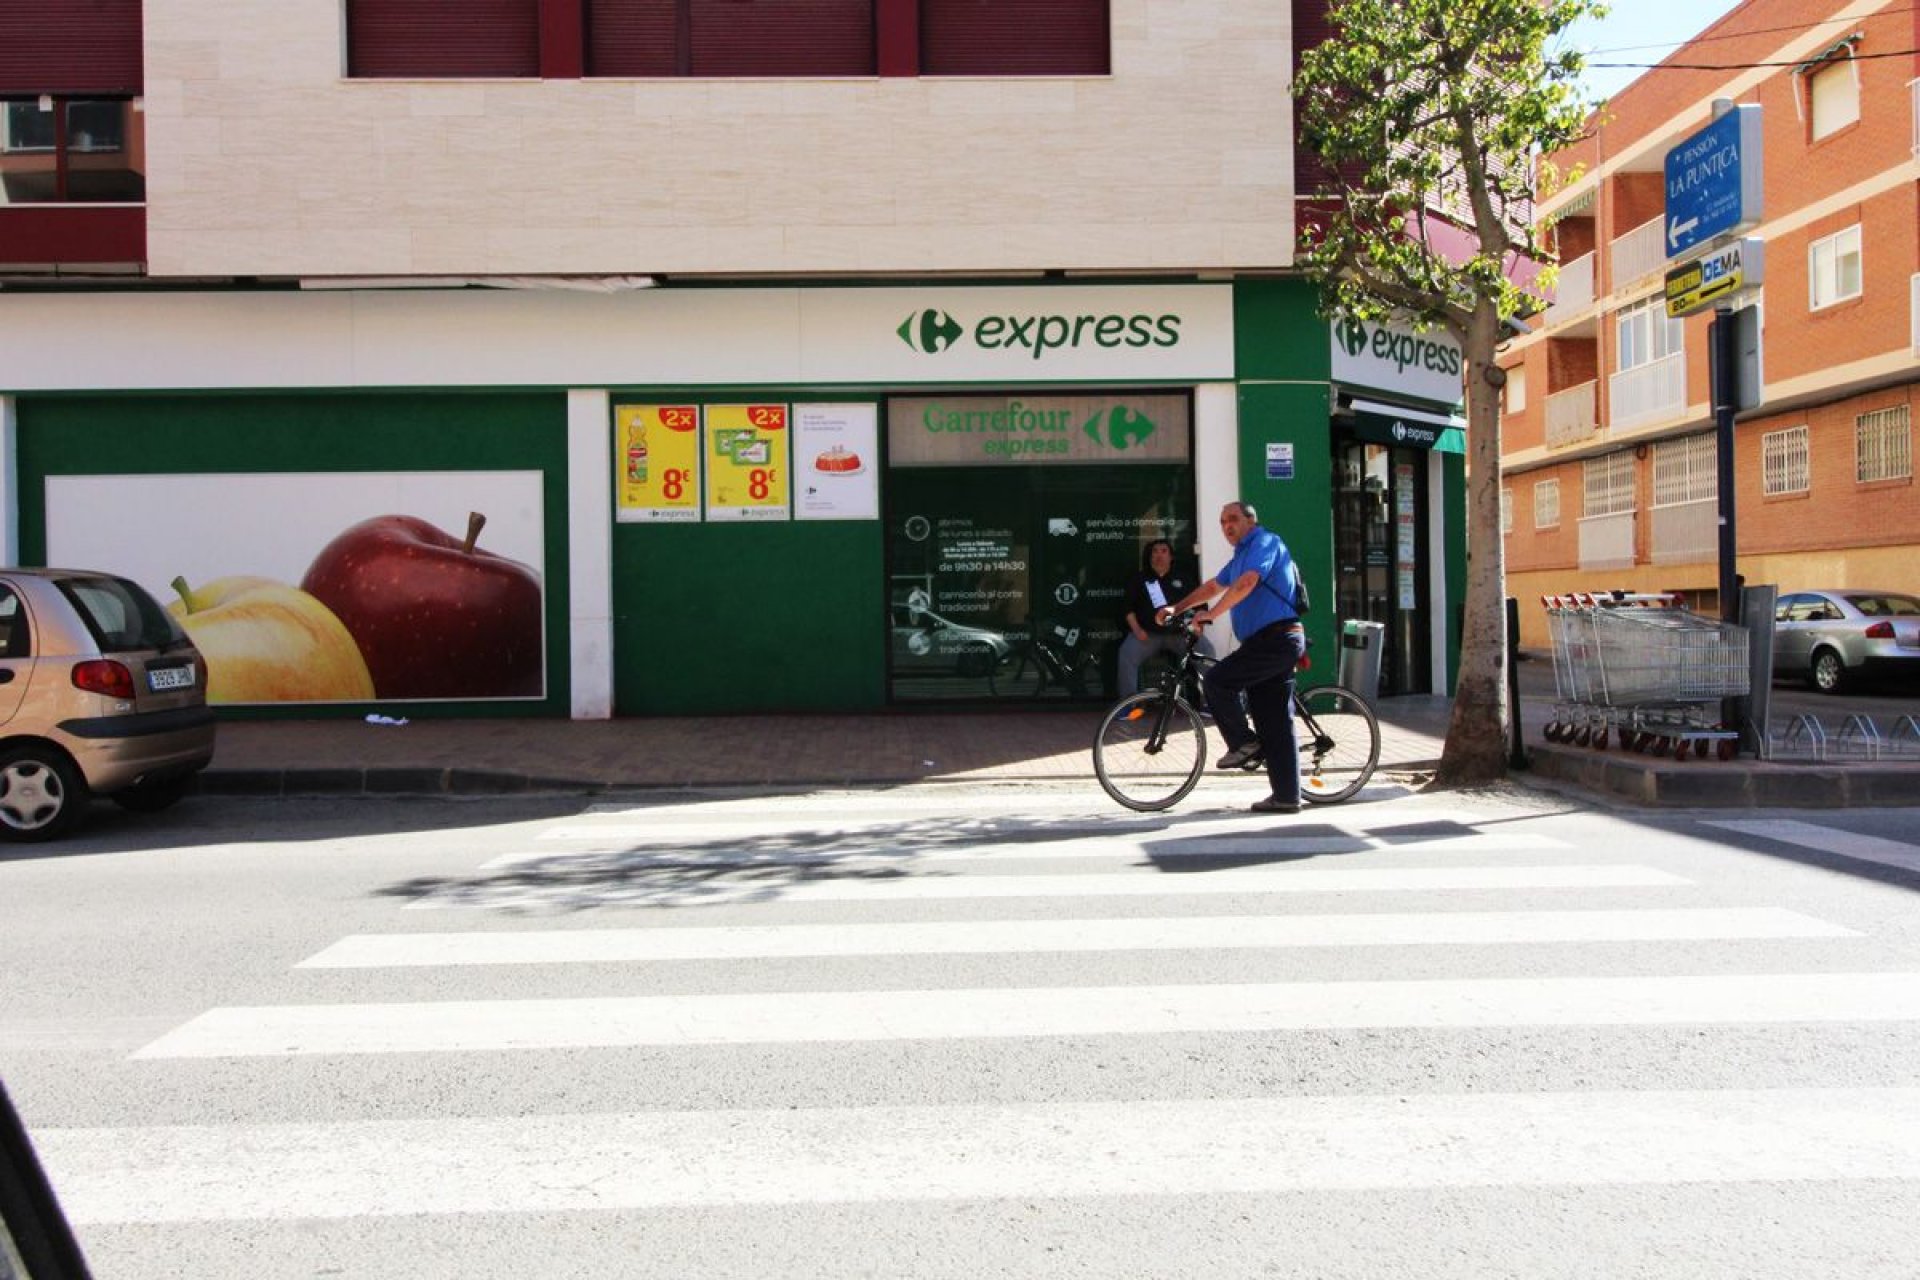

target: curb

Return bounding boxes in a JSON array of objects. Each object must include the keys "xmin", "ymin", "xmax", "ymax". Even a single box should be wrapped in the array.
[{"xmin": 1522, "ymin": 743, "xmax": 1920, "ymax": 808}]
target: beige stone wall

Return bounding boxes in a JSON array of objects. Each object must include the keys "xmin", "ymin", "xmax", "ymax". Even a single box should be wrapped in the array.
[{"xmin": 140, "ymin": 1, "xmax": 1294, "ymax": 279}]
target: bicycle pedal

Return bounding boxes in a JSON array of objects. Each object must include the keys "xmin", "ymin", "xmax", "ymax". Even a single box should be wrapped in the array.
[{"xmin": 1238, "ymin": 754, "xmax": 1266, "ymax": 772}]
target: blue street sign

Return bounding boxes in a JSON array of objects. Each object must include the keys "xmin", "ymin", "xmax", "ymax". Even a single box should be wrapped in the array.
[{"xmin": 1664, "ymin": 104, "xmax": 1763, "ymax": 261}]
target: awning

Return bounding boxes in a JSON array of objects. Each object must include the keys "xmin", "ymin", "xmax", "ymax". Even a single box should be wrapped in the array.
[{"xmin": 1347, "ymin": 398, "xmax": 1466, "ymax": 454}]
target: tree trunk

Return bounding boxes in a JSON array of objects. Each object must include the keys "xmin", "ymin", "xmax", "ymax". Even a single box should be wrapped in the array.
[{"xmin": 1432, "ymin": 301, "xmax": 1511, "ymax": 787}]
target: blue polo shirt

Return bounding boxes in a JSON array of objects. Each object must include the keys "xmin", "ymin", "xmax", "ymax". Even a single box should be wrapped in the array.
[{"xmin": 1215, "ymin": 524, "xmax": 1297, "ymax": 637}]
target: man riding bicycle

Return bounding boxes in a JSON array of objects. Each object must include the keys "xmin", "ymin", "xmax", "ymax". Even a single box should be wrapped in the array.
[{"xmin": 1156, "ymin": 500, "xmax": 1307, "ymax": 815}]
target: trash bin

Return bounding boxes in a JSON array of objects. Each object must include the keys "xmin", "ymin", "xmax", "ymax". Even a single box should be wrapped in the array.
[{"xmin": 1337, "ymin": 619, "xmax": 1386, "ymax": 702}]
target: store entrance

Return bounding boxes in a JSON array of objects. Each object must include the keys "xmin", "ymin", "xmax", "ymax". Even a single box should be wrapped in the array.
[{"xmin": 1332, "ymin": 439, "xmax": 1430, "ymax": 695}]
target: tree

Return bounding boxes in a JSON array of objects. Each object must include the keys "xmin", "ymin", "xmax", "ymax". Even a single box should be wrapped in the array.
[{"xmin": 1293, "ymin": 0, "xmax": 1604, "ymax": 786}]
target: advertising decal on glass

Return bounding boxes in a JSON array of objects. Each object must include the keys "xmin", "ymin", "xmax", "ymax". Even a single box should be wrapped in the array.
[
  {"xmin": 794, "ymin": 403, "xmax": 880, "ymax": 522},
  {"xmin": 46, "ymin": 472, "xmax": 546, "ymax": 705},
  {"xmin": 615, "ymin": 404, "xmax": 702, "ymax": 523},
  {"xmin": 705, "ymin": 404, "xmax": 791, "ymax": 522},
  {"xmin": 887, "ymin": 394, "xmax": 1190, "ymax": 467}
]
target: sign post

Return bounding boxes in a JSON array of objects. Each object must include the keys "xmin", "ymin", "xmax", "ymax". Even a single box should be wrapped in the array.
[{"xmin": 1665, "ymin": 100, "xmax": 1763, "ymax": 628}]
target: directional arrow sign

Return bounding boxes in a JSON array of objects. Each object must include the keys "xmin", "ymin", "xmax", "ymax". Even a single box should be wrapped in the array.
[
  {"xmin": 1665, "ymin": 104, "xmax": 1763, "ymax": 261},
  {"xmin": 1665, "ymin": 238, "xmax": 1765, "ymax": 319}
]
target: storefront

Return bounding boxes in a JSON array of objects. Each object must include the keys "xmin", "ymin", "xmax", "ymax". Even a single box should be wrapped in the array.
[
  {"xmin": 0, "ymin": 277, "xmax": 1450, "ymax": 719},
  {"xmin": 1327, "ymin": 316, "xmax": 1467, "ymax": 697}
]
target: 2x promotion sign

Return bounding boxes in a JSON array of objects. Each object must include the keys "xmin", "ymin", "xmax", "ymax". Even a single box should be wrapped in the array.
[{"xmin": 615, "ymin": 403, "xmax": 881, "ymax": 522}]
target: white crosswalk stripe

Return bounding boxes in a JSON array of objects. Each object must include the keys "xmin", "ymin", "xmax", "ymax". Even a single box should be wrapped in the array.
[
  {"xmin": 36, "ymin": 788, "xmax": 1920, "ymax": 1255},
  {"xmin": 1702, "ymin": 817, "xmax": 1920, "ymax": 875},
  {"xmin": 38, "ymin": 1087, "xmax": 1920, "ymax": 1225}
]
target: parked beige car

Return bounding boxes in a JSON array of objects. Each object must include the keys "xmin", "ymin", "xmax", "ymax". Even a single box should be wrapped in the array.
[{"xmin": 0, "ymin": 569, "xmax": 216, "ymax": 841}]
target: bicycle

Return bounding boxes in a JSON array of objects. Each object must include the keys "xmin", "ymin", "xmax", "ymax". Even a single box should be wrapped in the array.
[{"xmin": 1091, "ymin": 610, "xmax": 1382, "ymax": 812}]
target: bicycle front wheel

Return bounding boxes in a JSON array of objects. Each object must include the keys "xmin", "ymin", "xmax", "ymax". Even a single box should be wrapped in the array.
[
  {"xmin": 1295, "ymin": 685, "xmax": 1381, "ymax": 804},
  {"xmin": 1094, "ymin": 691, "xmax": 1207, "ymax": 812}
]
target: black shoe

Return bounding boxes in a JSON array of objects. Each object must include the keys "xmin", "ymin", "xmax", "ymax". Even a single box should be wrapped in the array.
[
  {"xmin": 1215, "ymin": 741, "xmax": 1262, "ymax": 770},
  {"xmin": 1250, "ymin": 796, "xmax": 1301, "ymax": 814}
]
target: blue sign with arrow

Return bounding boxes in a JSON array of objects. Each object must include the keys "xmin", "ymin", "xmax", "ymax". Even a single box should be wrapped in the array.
[{"xmin": 1664, "ymin": 104, "xmax": 1763, "ymax": 261}]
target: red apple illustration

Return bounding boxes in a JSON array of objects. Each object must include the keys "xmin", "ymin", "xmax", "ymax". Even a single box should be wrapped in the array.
[{"xmin": 301, "ymin": 512, "xmax": 543, "ymax": 700}]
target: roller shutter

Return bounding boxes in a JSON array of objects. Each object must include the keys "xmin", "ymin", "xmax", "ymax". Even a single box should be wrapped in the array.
[
  {"xmin": 0, "ymin": 0, "xmax": 143, "ymax": 94},
  {"xmin": 920, "ymin": 0, "xmax": 1107, "ymax": 76},
  {"xmin": 348, "ymin": 0, "xmax": 541, "ymax": 78}
]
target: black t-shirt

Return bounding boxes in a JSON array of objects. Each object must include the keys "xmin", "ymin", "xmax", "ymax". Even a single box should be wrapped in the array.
[{"xmin": 1123, "ymin": 570, "xmax": 1191, "ymax": 636}]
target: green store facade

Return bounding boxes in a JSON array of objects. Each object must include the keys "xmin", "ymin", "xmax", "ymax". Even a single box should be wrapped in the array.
[{"xmin": 0, "ymin": 277, "xmax": 1465, "ymax": 719}]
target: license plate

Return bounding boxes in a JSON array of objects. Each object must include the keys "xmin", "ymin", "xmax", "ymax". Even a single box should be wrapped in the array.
[{"xmin": 149, "ymin": 665, "xmax": 196, "ymax": 691}]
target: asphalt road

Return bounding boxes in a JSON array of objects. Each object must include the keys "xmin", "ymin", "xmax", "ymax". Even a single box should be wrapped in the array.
[{"xmin": 4, "ymin": 779, "xmax": 1920, "ymax": 1279}]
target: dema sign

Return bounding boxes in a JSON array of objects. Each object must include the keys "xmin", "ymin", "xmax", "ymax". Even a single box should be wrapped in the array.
[{"xmin": 1665, "ymin": 104, "xmax": 1763, "ymax": 260}]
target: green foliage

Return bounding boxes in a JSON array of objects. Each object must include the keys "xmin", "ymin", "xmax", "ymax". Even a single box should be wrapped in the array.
[{"xmin": 1295, "ymin": 0, "xmax": 1607, "ymax": 334}]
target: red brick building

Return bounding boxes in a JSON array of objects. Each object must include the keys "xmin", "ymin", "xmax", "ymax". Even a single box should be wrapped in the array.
[{"xmin": 1502, "ymin": 0, "xmax": 1918, "ymax": 650}]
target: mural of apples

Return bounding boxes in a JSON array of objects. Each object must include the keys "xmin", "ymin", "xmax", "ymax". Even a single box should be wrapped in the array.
[
  {"xmin": 168, "ymin": 575, "xmax": 377, "ymax": 704},
  {"xmin": 301, "ymin": 512, "xmax": 544, "ymax": 700}
]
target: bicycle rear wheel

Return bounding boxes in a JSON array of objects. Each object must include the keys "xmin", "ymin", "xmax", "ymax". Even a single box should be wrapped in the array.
[
  {"xmin": 1294, "ymin": 685, "xmax": 1380, "ymax": 804},
  {"xmin": 1093, "ymin": 691, "xmax": 1207, "ymax": 812}
]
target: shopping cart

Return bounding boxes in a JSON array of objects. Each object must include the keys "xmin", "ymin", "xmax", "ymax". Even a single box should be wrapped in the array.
[{"xmin": 1540, "ymin": 592, "xmax": 1750, "ymax": 760}]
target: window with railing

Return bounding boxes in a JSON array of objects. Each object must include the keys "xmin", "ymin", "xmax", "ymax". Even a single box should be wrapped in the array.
[
  {"xmin": 1652, "ymin": 433, "xmax": 1716, "ymax": 506},
  {"xmin": 1533, "ymin": 478, "xmax": 1560, "ymax": 529},
  {"xmin": 1762, "ymin": 425, "xmax": 1810, "ymax": 495},
  {"xmin": 1500, "ymin": 487, "xmax": 1513, "ymax": 535},
  {"xmin": 1856, "ymin": 405, "xmax": 1912, "ymax": 483},
  {"xmin": 1583, "ymin": 452, "xmax": 1635, "ymax": 517},
  {"xmin": 1808, "ymin": 55, "xmax": 1859, "ymax": 140},
  {"xmin": 1809, "ymin": 225, "xmax": 1863, "ymax": 310},
  {"xmin": 0, "ymin": 96, "xmax": 144, "ymax": 203},
  {"xmin": 1650, "ymin": 433, "xmax": 1716, "ymax": 564}
]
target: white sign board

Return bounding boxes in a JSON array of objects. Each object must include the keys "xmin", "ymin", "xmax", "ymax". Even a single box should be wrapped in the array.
[
  {"xmin": 793, "ymin": 403, "xmax": 880, "ymax": 521},
  {"xmin": 1330, "ymin": 316, "xmax": 1464, "ymax": 407}
]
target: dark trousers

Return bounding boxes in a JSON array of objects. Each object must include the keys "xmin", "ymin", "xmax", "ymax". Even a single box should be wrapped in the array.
[{"xmin": 1204, "ymin": 622, "xmax": 1306, "ymax": 804}]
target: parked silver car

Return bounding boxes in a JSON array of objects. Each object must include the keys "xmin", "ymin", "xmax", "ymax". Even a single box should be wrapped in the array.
[
  {"xmin": 1772, "ymin": 589, "xmax": 1920, "ymax": 694},
  {"xmin": 0, "ymin": 569, "xmax": 216, "ymax": 841}
]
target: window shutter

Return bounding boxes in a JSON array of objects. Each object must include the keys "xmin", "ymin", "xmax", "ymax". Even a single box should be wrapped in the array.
[
  {"xmin": 588, "ymin": 0, "xmax": 680, "ymax": 76},
  {"xmin": 921, "ymin": 0, "xmax": 1108, "ymax": 76},
  {"xmin": 691, "ymin": 0, "xmax": 874, "ymax": 76},
  {"xmin": 348, "ymin": 0, "xmax": 541, "ymax": 78},
  {"xmin": 0, "ymin": 0, "xmax": 143, "ymax": 94}
]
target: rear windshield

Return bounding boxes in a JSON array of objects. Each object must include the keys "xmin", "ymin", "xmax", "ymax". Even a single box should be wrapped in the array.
[
  {"xmin": 55, "ymin": 576, "xmax": 189, "ymax": 653},
  {"xmin": 1843, "ymin": 593, "xmax": 1920, "ymax": 618}
]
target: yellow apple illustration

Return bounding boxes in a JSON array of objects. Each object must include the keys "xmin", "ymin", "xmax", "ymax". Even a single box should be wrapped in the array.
[{"xmin": 168, "ymin": 575, "xmax": 377, "ymax": 703}]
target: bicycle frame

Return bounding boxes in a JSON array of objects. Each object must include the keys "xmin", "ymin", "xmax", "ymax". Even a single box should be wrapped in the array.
[{"xmin": 1142, "ymin": 620, "xmax": 1334, "ymax": 767}]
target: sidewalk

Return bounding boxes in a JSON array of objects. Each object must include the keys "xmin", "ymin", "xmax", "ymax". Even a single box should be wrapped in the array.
[{"xmin": 198, "ymin": 683, "xmax": 1920, "ymax": 807}]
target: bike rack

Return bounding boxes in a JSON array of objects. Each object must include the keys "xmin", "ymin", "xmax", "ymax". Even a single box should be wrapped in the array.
[
  {"xmin": 1776, "ymin": 714, "xmax": 1829, "ymax": 761},
  {"xmin": 1833, "ymin": 714, "xmax": 1884, "ymax": 761}
]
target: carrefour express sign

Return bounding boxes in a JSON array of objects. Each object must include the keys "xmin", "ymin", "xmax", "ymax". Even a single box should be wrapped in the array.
[{"xmin": 1329, "ymin": 316, "xmax": 1464, "ymax": 406}]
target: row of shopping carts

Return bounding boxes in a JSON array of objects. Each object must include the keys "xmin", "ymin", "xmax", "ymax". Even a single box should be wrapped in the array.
[{"xmin": 1540, "ymin": 592, "xmax": 1750, "ymax": 761}]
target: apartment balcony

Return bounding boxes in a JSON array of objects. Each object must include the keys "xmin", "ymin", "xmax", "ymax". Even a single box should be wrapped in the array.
[
  {"xmin": 1608, "ymin": 352, "xmax": 1687, "ymax": 432},
  {"xmin": 1545, "ymin": 380, "xmax": 1598, "ymax": 448},
  {"xmin": 1609, "ymin": 217, "xmax": 1667, "ymax": 290},
  {"xmin": 1544, "ymin": 252, "xmax": 1594, "ymax": 325}
]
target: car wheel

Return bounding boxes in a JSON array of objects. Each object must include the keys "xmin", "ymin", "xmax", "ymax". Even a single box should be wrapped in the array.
[
  {"xmin": 1810, "ymin": 648, "xmax": 1848, "ymax": 695},
  {"xmin": 111, "ymin": 775, "xmax": 195, "ymax": 814},
  {"xmin": 0, "ymin": 745, "xmax": 89, "ymax": 842}
]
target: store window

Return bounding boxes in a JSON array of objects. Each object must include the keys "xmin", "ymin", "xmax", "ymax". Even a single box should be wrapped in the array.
[
  {"xmin": 1762, "ymin": 426, "xmax": 1810, "ymax": 495},
  {"xmin": 1809, "ymin": 225, "xmax": 1863, "ymax": 310},
  {"xmin": 884, "ymin": 392, "xmax": 1191, "ymax": 703},
  {"xmin": 0, "ymin": 97, "xmax": 143, "ymax": 203},
  {"xmin": 1856, "ymin": 404, "xmax": 1912, "ymax": 483}
]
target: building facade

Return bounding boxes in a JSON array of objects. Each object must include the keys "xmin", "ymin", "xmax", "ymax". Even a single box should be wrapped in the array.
[
  {"xmin": 1, "ymin": 0, "xmax": 1466, "ymax": 718},
  {"xmin": 1504, "ymin": 0, "xmax": 1919, "ymax": 650}
]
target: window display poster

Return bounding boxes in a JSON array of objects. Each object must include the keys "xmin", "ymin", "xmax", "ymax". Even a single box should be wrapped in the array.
[
  {"xmin": 793, "ymin": 403, "xmax": 880, "ymax": 521},
  {"xmin": 615, "ymin": 404, "xmax": 701, "ymax": 523},
  {"xmin": 705, "ymin": 403, "xmax": 791, "ymax": 521}
]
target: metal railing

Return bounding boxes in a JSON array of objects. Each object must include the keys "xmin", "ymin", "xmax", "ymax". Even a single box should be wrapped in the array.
[
  {"xmin": 1608, "ymin": 351, "xmax": 1686, "ymax": 431},
  {"xmin": 1545, "ymin": 251, "xmax": 1594, "ymax": 323},
  {"xmin": 1609, "ymin": 217, "xmax": 1667, "ymax": 289},
  {"xmin": 1545, "ymin": 380, "xmax": 1598, "ymax": 448},
  {"xmin": 1650, "ymin": 497, "xmax": 1716, "ymax": 564}
]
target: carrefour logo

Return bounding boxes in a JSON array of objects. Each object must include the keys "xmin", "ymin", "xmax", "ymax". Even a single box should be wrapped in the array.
[
  {"xmin": 898, "ymin": 307, "xmax": 1183, "ymax": 360},
  {"xmin": 897, "ymin": 309, "xmax": 963, "ymax": 354},
  {"xmin": 1083, "ymin": 405, "xmax": 1157, "ymax": 451},
  {"xmin": 1334, "ymin": 317, "xmax": 1463, "ymax": 378},
  {"xmin": 1336, "ymin": 319, "xmax": 1370, "ymax": 358}
]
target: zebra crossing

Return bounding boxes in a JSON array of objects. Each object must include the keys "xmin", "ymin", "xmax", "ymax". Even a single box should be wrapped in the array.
[{"xmin": 27, "ymin": 787, "xmax": 1920, "ymax": 1272}]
